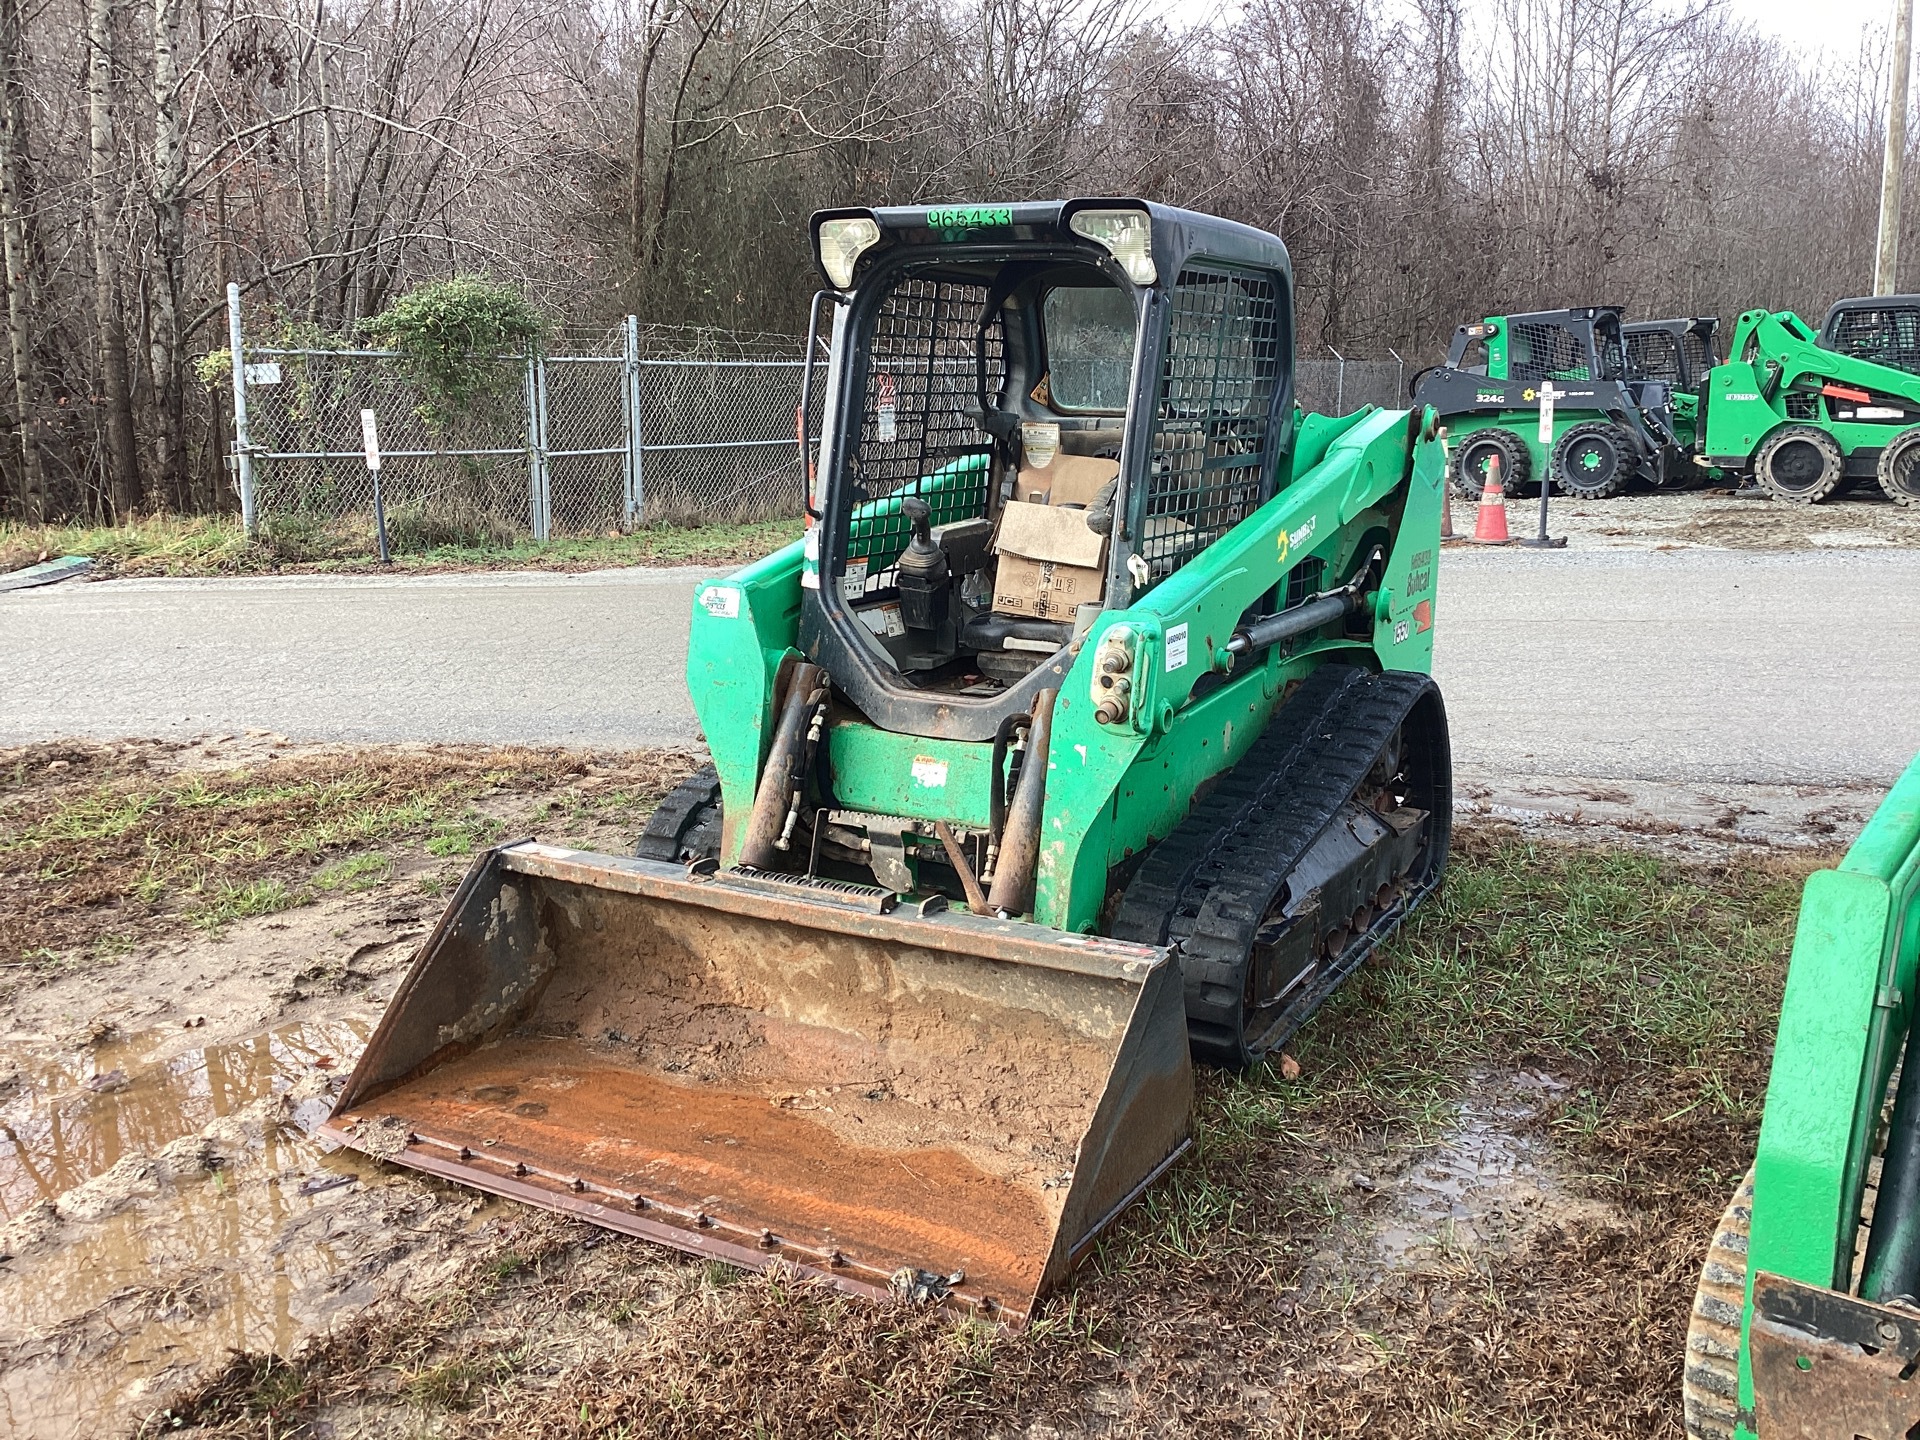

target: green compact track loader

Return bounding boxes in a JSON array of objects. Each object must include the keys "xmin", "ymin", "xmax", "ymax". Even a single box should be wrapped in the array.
[
  {"xmin": 321, "ymin": 200, "xmax": 1454, "ymax": 1324},
  {"xmin": 1412, "ymin": 306, "xmax": 1688, "ymax": 500},
  {"xmin": 1703, "ymin": 307, "xmax": 1920, "ymax": 506},
  {"xmin": 1684, "ymin": 753, "xmax": 1920, "ymax": 1439}
]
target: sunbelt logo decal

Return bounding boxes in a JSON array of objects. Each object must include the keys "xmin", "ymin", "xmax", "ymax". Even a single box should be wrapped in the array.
[{"xmin": 1277, "ymin": 515, "xmax": 1317, "ymax": 565}]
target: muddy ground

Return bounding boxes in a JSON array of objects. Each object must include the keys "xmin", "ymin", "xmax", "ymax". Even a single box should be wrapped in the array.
[
  {"xmin": 0, "ymin": 742, "xmax": 1821, "ymax": 1438},
  {"xmin": 1491, "ymin": 481, "xmax": 1920, "ymax": 550}
]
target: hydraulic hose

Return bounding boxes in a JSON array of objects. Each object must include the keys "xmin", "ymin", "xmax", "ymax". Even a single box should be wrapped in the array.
[{"xmin": 1863, "ymin": 1009, "xmax": 1920, "ymax": 1304}]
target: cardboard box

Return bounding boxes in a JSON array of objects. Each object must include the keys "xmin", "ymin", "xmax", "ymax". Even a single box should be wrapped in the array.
[
  {"xmin": 1015, "ymin": 454, "xmax": 1119, "ymax": 507},
  {"xmin": 992, "ymin": 500, "xmax": 1108, "ymax": 619}
]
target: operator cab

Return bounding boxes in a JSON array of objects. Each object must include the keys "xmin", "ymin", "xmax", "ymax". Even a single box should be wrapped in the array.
[
  {"xmin": 799, "ymin": 201, "xmax": 1295, "ymax": 740},
  {"xmin": 1819, "ymin": 295, "xmax": 1920, "ymax": 376},
  {"xmin": 1625, "ymin": 317, "xmax": 1720, "ymax": 393}
]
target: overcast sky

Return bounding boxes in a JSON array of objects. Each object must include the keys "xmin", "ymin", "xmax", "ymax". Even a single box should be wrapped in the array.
[{"xmin": 1743, "ymin": 0, "xmax": 1887, "ymax": 59}]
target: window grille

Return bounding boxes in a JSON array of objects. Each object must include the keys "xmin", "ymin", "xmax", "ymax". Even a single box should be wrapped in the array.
[
  {"xmin": 845, "ymin": 276, "xmax": 1004, "ymax": 590},
  {"xmin": 1826, "ymin": 306, "xmax": 1920, "ymax": 375},
  {"xmin": 1681, "ymin": 330, "xmax": 1716, "ymax": 382},
  {"xmin": 1284, "ymin": 556, "xmax": 1324, "ymax": 608},
  {"xmin": 1507, "ymin": 321, "xmax": 1593, "ymax": 384},
  {"xmin": 1139, "ymin": 265, "xmax": 1282, "ymax": 578},
  {"xmin": 1626, "ymin": 331, "xmax": 1683, "ymax": 386}
]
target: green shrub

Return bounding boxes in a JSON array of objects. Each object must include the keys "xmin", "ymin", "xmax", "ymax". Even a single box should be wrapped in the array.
[{"xmin": 360, "ymin": 278, "xmax": 547, "ymax": 428}]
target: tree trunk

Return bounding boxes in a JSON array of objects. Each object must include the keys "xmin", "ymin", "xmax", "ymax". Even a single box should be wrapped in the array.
[
  {"xmin": 149, "ymin": 0, "xmax": 186, "ymax": 511},
  {"xmin": 0, "ymin": 0, "xmax": 41, "ymax": 522},
  {"xmin": 89, "ymin": 0, "xmax": 140, "ymax": 517}
]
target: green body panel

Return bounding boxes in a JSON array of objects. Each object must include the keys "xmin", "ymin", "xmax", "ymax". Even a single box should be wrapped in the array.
[
  {"xmin": 688, "ymin": 539, "xmax": 806, "ymax": 860},
  {"xmin": 1736, "ymin": 752, "xmax": 1920, "ymax": 1435},
  {"xmin": 1704, "ymin": 308, "xmax": 1920, "ymax": 469},
  {"xmin": 1029, "ymin": 405, "xmax": 1442, "ymax": 931},
  {"xmin": 824, "ymin": 726, "xmax": 995, "ymax": 829},
  {"xmin": 682, "ymin": 404, "xmax": 1446, "ymax": 932}
]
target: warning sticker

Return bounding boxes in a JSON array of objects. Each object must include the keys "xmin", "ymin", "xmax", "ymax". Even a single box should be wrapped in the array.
[
  {"xmin": 841, "ymin": 558, "xmax": 869, "ymax": 600},
  {"xmin": 857, "ymin": 603, "xmax": 906, "ymax": 638},
  {"xmin": 1165, "ymin": 623, "xmax": 1189, "ymax": 672},
  {"xmin": 910, "ymin": 757, "xmax": 949, "ymax": 788},
  {"xmin": 700, "ymin": 586, "xmax": 741, "ymax": 619}
]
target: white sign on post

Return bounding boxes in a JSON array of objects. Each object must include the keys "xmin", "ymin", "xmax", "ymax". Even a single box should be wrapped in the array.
[
  {"xmin": 360, "ymin": 409, "xmax": 382, "ymax": 471},
  {"xmin": 1537, "ymin": 382, "xmax": 1560, "ymax": 445}
]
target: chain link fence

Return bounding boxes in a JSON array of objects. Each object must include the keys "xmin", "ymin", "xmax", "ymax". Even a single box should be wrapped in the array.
[{"xmin": 225, "ymin": 288, "xmax": 1409, "ymax": 538}]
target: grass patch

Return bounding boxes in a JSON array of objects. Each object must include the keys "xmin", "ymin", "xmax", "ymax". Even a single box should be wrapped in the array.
[
  {"xmin": 312, "ymin": 852, "xmax": 394, "ymax": 894},
  {"xmin": 0, "ymin": 513, "xmax": 801, "ymax": 579},
  {"xmin": 143, "ymin": 825, "xmax": 1819, "ymax": 1438},
  {"xmin": 0, "ymin": 743, "xmax": 691, "ymax": 965}
]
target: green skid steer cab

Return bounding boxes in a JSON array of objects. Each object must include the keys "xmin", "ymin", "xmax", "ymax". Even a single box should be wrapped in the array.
[
  {"xmin": 1625, "ymin": 316, "xmax": 1721, "ymax": 453},
  {"xmin": 1412, "ymin": 306, "xmax": 1686, "ymax": 501},
  {"xmin": 320, "ymin": 200, "xmax": 1456, "ymax": 1325},
  {"xmin": 1684, "ymin": 754, "xmax": 1920, "ymax": 1439},
  {"xmin": 1703, "ymin": 307, "xmax": 1920, "ymax": 506}
]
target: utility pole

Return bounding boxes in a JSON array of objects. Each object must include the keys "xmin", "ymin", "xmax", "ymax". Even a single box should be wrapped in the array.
[{"xmin": 1877, "ymin": 0, "xmax": 1915, "ymax": 293}]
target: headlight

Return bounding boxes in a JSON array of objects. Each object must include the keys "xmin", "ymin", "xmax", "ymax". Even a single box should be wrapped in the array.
[
  {"xmin": 817, "ymin": 216, "xmax": 881, "ymax": 289},
  {"xmin": 1069, "ymin": 209, "xmax": 1156, "ymax": 286}
]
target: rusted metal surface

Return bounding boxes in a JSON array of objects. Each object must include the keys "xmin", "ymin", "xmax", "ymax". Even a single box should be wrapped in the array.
[
  {"xmin": 324, "ymin": 842, "xmax": 1193, "ymax": 1323},
  {"xmin": 739, "ymin": 661, "xmax": 828, "ymax": 870},
  {"xmin": 1749, "ymin": 1270, "xmax": 1920, "ymax": 1438},
  {"xmin": 986, "ymin": 687, "xmax": 1055, "ymax": 916}
]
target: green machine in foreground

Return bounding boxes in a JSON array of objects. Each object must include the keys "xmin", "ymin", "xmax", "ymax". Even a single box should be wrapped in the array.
[
  {"xmin": 1685, "ymin": 754, "xmax": 1920, "ymax": 1439},
  {"xmin": 1702, "ymin": 308, "xmax": 1920, "ymax": 506},
  {"xmin": 320, "ymin": 200, "xmax": 1454, "ymax": 1324}
]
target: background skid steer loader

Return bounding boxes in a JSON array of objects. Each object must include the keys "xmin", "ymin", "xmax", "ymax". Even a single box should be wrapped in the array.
[
  {"xmin": 324, "ymin": 199, "xmax": 1454, "ymax": 1324},
  {"xmin": 1411, "ymin": 306, "xmax": 1687, "ymax": 499},
  {"xmin": 1703, "ymin": 308, "xmax": 1920, "ymax": 507}
]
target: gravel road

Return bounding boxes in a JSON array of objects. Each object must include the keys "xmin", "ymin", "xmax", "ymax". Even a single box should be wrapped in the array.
[{"xmin": 4, "ymin": 548, "xmax": 1916, "ymax": 785}]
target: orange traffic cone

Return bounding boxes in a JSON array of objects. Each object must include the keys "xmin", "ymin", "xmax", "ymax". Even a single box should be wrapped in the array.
[{"xmin": 1471, "ymin": 454, "xmax": 1513, "ymax": 545}]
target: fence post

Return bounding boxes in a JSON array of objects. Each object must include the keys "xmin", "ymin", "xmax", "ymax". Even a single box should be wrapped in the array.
[
  {"xmin": 525, "ymin": 350, "xmax": 550, "ymax": 541},
  {"xmin": 623, "ymin": 315, "xmax": 644, "ymax": 528},
  {"xmin": 227, "ymin": 282, "xmax": 256, "ymax": 534},
  {"xmin": 1388, "ymin": 347, "xmax": 1405, "ymax": 406},
  {"xmin": 1326, "ymin": 343, "xmax": 1347, "ymax": 414}
]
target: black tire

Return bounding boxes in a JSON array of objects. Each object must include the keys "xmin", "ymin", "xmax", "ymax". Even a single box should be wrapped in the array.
[
  {"xmin": 1755, "ymin": 424, "xmax": 1845, "ymax": 503},
  {"xmin": 1682, "ymin": 1167, "xmax": 1752, "ymax": 1440},
  {"xmin": 637, "ymin": 763, "xmax": 724, "ymax": 863},
  {"xmin": 1878, "ymin": 425, "xmax": 1920, "ymax": 507},
  {"xmin": 1449, "ymin": 427, "xmax": 1531, "ymax": 502},
  {"xmin": 1551, "ymin": 421, "xmax": 1635, "ymax": 499}
]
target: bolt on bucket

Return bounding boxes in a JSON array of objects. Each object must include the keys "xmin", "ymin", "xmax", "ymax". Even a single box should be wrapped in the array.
[{"xmin": 321, "ymin": 842, "xmax": 1193, "ymax": 1323}]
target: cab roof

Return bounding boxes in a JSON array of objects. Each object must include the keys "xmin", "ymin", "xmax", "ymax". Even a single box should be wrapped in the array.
[{"xmin": 808, "ymin": 199, "xmax": 1292, "ymax": 292}]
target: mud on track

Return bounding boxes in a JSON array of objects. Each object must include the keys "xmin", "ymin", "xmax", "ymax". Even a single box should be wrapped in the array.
[{"xmin": 0, "ymin": 745, "xmax": 1820, "ymax": 1437}]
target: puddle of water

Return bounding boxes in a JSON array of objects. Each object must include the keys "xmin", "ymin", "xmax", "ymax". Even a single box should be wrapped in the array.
[
  {"xmin": 0, "ymin": 1015, "xmax": 438, "ymax": 1436},
  {"xmin": 1, "ymin": 1018, "xmax": 369, "ymax": 1219},
  {"xmin": 1372, "ymin": 1072, "xmax": 1575, "ymax": 1264}
]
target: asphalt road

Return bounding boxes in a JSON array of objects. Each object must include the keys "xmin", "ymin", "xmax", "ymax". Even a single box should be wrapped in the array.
[{"xmin": 4, "ymin": 549, "xmax": 1917, "ymax": 785}]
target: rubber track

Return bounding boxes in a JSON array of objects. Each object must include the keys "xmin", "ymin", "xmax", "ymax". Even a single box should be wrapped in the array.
[
  {"xmin": 636, "ymin": 763, "xmax": 723, "ymax": 862},
  {"xmin": 1111, "ymin": 664, "xmax": 1365, "ymax": 945},
  {"xmin": 1114, "ymin": 666, "xmax": 1442, "ymax": 1063}
]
